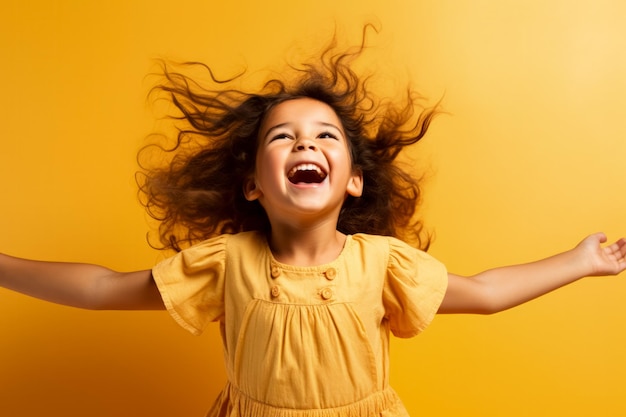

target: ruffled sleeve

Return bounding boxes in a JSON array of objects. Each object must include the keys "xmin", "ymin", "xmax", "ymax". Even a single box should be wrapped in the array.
[
  {"xmin": 383, "ymin": 237, "xmax": 448, "ymax": 338},
  {"xmin": 151, "ymin": 234, "xmax": 228, "ymax": 335}
]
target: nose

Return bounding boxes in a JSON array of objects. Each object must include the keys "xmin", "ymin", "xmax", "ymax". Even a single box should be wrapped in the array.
[{"xmin": 293, "ymin": 137, "xmax": 317, "ymax": 151}]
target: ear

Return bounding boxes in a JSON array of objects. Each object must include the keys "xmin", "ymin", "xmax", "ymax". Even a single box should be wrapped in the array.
[
  {"xmin": 346, "ymin": 169, "xmax": 363, "ymax": 197},
  {"xmin": 243, "ymin": 177, "xmax": 262, "ymax": 201}
]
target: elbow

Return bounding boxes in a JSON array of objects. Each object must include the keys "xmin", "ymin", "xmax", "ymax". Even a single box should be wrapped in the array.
[
  {"xmin": 73, "ymin": 291, "xmax": 109, "ymax": 311},
  {"xmin": 474, "ymin": 292, "xmax": 520, "ymax": 315},
  {"xmin": 468, "ymin": 304, "xmax": 498, "ymax": 315},
  {"xmin": 471, "ymin": 286, "xmax": 516, "ymax": 315},
  {"xmin": 473, "ymin": 301, "xmax": 506, "ymax": 315},
  {"xmin": 462, "ymin": 299, "xmax": 502, "ymax": 315},
  {"xmin": 77, "ymin": 272, "xmax": 117, "ymax": 310}
]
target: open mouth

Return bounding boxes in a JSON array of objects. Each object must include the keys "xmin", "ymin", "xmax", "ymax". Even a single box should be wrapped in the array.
[{"xmin": 287, "ymin": 163, "xmax": 328, "ymax": 184}]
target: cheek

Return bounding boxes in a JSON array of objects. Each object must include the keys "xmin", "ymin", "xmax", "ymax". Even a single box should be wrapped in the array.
[
  {"xmin": 255, "ymin": 151, "xmax": 283, "ymax": 186},
  {"xmin": 329, "ymin": 147, "xmax": 354, "ymax": 171}
]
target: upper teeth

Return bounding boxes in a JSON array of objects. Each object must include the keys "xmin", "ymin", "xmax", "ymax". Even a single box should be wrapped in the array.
[{"xmin": 288, "ymin": 164, "xmax": 325, "ymax": 178}]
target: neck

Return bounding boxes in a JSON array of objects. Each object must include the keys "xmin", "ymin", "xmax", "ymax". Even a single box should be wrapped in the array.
[{"xmin": 267, "ymin": 220, "xmax": 346, "ymax": 266}]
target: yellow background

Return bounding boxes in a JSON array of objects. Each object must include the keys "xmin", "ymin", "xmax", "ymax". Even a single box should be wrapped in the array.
[{"xmin": 1, "ymin": 1, "xmax": 625, "ymax": 416}]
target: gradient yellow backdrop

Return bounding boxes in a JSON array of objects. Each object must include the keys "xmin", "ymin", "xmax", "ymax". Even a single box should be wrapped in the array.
[{"xmin": 1, "ymin": 1, "xmax": 625, "ymax": 416}]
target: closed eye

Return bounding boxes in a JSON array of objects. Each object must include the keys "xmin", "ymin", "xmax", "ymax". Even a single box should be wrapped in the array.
[
  {"xmin": 270, "ymin": 133, "xmax": 293, "ymax": 141},
  {"xmin": 318, "ymin": 131, "xmax": 338, "ymax": 140}
]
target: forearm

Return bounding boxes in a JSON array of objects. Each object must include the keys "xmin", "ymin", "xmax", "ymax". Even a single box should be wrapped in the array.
[
  {"xmin": 471, "ymin": 248, "xmax": 589, "ymax": 313},
  {"xmin": 0, "ymin": 253, "xmax": 162, "ymax": 310},
  {"xmin": 0, "ymin": 253, "xmax": 114, "ymax": 308},
  {"xmin": 440, "ymin": 233, "xmax": 626, "ymax": 315},
  {"xmin": 440, "ymin": 246, "xmax": 596, "ymax": 314}
]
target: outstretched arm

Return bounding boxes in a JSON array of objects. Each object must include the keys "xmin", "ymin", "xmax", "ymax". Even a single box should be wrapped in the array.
[
  {"xmin": 438, "ymin": 233, "xmax": 626, "ymax": 314},
  {"xmin": 0, "ymin": 254, "xmax": 164, "ymax": 310}
]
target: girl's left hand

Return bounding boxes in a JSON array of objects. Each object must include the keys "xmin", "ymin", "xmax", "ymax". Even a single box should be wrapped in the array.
[
  {"xmin": 440, "ymin": 232, "xmax": 626, "ymax": 314},
  {"xmin": 578, "ymin": 232, "xmax": 626, "ymax": 276}
]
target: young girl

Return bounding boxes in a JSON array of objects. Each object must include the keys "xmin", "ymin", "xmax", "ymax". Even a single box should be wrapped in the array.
[{"xmin": 1, "ymin": 36, "xmax": 625, "ymax": 417}]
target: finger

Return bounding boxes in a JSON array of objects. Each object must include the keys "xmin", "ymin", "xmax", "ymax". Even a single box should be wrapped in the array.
[
  {"xmin": 593, "ymin": 232, "xmax": 608, "ymax": 244},
  {"xmin": 617, "ymin": 238, "xmax": 626, "ymax": 259},
  {"xmin": 605, "ymin": 241, "xmax": 618, "ymax": 252}
]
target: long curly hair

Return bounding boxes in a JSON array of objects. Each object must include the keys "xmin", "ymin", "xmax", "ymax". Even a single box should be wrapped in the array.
[{"xmin": 138, "ymin": 28, "xmax": 440, "ymax": 252}]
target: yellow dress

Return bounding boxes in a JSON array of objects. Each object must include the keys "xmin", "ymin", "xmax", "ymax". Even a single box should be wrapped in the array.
[{"xmin": 152, "ymin": 231, "xmax": 448, "ymax": 417}]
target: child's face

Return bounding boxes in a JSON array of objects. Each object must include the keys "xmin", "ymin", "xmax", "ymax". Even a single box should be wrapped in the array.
[{"xmin": 244, "ymin": 98, "xmax": 363, "ymax": 226}]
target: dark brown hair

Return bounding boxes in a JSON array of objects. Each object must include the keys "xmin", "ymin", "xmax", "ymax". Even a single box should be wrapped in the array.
[{"xmin": 138, "ymin": 28, "xmax": 440, "ymax": 251}]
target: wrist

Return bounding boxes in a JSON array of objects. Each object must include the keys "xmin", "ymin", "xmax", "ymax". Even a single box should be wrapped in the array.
[{"xmin": 569, "ymin": 241, "xmax": 596, "ymax": 278}]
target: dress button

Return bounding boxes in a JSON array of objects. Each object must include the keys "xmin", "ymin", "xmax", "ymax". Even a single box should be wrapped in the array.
[
  {"xmin": 270, "ymin": 285, "xmax": 281, "ymax": 298},
  {"xmin": 320, "ymin": 287, "xmax": 333, "ymax": 300},
  {"xmin": 270, "ymin": 265, "xmax": 281, "ymax": 279},
  {"xmin": 324, "ymin": 268, "xmax": 337, "ymax": 280}
]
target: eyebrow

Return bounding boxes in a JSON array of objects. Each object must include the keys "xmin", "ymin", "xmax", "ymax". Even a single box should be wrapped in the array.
[{"xmin": 263, "ymin": 121, "xmax": 343, "ymax": 140}]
